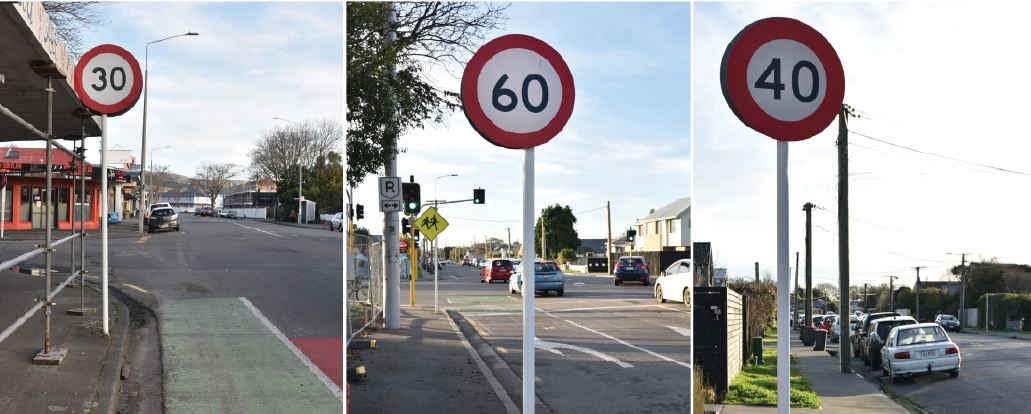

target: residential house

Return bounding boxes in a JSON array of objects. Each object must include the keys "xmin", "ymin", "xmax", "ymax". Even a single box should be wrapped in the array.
[{"xmin": 633, "ymin": 196, "xmax": 690, "ymax": 251}]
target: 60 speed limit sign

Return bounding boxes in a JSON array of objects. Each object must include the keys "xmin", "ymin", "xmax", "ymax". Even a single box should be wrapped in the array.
[
  {"xmin": 462, "ymin": 34, "xmax": 575, "ymax": 149},
  {"xmin": 721, "ymin": 17, "xmax": 844, "ymax": 141},
  {"xmin": 74, "ymin": 44, "xmax": 143, "ymax": 116}
]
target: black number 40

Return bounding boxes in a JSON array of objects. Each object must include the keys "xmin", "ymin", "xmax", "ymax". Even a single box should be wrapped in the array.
[
  {"xmin": 91, "ymin": 66, "xmax": 127, "ymax": 92},
  {"xmin": 754, "ymin": 58, "xmax": 819, "ymax": 103},
  {"xmin": 492, "ymin": 74, "xmax": 549, "ymax": 113}
]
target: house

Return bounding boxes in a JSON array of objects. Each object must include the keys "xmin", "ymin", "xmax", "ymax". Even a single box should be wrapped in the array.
[
  {"xmin": 158, "ymin": 191, "xmax": 212, "ymax": 212},
  {"xmin": 633, "ymin": 196, "xmax": 690, "ymax": 251},
  {"xmin": 605, "ymin": 234, "xmax": 633, "ymax": 254}
]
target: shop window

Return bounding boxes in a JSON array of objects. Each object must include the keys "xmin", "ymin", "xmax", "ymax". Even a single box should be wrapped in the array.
[{"xmin": 2, "ymin": 186, "xmax": 10, "ymax": 221}]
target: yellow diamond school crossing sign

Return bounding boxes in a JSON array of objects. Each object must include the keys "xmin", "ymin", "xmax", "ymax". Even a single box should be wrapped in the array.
[{"xmin": 414, "ymin": 207, "xmax": 449, "ymax": 241}]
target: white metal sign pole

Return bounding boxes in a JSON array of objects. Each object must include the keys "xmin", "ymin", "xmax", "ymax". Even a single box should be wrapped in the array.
[
  {"xmin": 522, "ymin": 147, "xmax": 535, "ymax": 414},
  {"xmin": 776, "ymin": 141, "xmax": 790, "ymax": 413},
  {"xmin": 101, "ymin": 114, "xmax": 110, "ymax": 335},
  {"xmin": 1, "ymin": 184, "xmax": 5, "ymax": 238},
  {"xmin": 433, "ymin": 236, "xmax": 438, "ymax": 313}
]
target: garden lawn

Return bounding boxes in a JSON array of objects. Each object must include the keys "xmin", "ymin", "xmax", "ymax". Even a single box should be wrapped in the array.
[{"xmin": 722, "ymin": 347, "xmax": 821, "ymax": 408}]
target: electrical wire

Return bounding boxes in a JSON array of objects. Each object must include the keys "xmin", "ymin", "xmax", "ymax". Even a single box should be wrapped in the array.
[{"xmin": 850, "ymin": 130, "xmax": 1031, "ymax": 177}]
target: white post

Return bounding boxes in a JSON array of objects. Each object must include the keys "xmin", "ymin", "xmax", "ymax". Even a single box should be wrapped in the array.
[
  {"xmin": 434, "ymin": 237, "xmax": 439, "ymax": 313},
  {"xmin": 522, "ymin": 148, "xmax": 535, "ymax": 414},
  {"xmin": 297, "ymin": 162, "xmax": 303, "ymax": 224},
  {"xmin": 1, "ymin": 184, "xmax": 5, "ymax": 238},
  {"xmin": 776, "ymin": 141, "xmax": 790, "ymax": 414},
  {"xmin": 985, "ymin": 294, "xmax": 989, "ymax": 334},
  {"xmin": 101, "ymin": 114, "xmax": 110, "ymax": 335}
]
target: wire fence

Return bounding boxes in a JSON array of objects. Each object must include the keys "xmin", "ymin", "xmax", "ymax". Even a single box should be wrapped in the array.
[{"xmin": 348, "ymin": 233, "xmax": 383, "ymax": 345}]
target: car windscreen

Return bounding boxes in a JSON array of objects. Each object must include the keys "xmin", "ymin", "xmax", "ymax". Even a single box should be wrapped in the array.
[
  {"xmin": 939, "ymin": 315, "xmax": 957, "ymax": 321},
  {"xmin": 152, "ymin": 209, "xmax": 175, "ymax": 217},
  {"xmin": 535, "ymin": 262, "xmax": 559, "ymax": 272},
  {"xmin": 896, "ymin": 326, "xmax": 949, "ymax": 346},
  {"xmin": 876, "ymin": 320, "xmax": 914, "ymax": 339},
  {"xmin": 492, "ymin": 260, "xmax": 512, "ymax": 268}
]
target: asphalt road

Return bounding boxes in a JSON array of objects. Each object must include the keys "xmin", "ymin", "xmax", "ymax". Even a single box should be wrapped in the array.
[
  {"xmin": 838, "ymin": 330, "xmax": 1031, "ymax": 413},
  {"xmin": 409, "ymin": 264, "xmax": 692, "ymax": 414}
]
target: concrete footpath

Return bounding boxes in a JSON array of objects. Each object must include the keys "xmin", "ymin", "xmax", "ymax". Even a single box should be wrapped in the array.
[
  {"xmin": 720, "ymin": 337, "xmax": 908, "ymax": 414},
  {"xmin": 0, "ymin": 275, "xmax": 128, "ymax": 413},
  {"xmin": 349, "ymin": 306, "xmax": 519, "ymax": 414}
]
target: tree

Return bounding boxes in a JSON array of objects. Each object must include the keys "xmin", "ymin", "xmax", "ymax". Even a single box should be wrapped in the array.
[
  {"xmin": 42, "ymin": 2, "xmax": 108, "ymax": 59},
  {"xmin": 346, "ymin": 2, "xmax": 507, "ymax": 187},
  {"xmin": 149, "ymin": 164, "xmax": 175, "ymax": 202},
  {"xmin": 354, "ymin": 226, "xmax": 371, "ymax": 236},
  {"xmin": 305, "ymin": 152, "xmax": 344, "ymax": 215},
  {"xmin": 557, "ymin": 248, "xmax": 578, "ymax": 266},
  {"xmin": 249, "ymin": 119, "xmax": 342, "ymax": 184},
  {"xmin": 192, "ymin": 163, "xmax": 239, "ymax": 208},
  {"xmin": 534, "ymin": 204, "xmax": 579, "ymax": 260}
]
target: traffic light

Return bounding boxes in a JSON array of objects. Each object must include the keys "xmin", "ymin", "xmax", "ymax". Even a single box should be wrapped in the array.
[
  {"xmin": 355, "ymin": 204, "xmax": 364, "ymax": 220},
  {"xmin": 403, "ymin": 182, "xmax": 421, "ymax": 214},
  {"xmin": 473, "ymin": 188, "xmax": 485, "ymax": 204},
  {"xmin": 413, "ymin": 228, "xmax": 421, "ymax": 242},
  {"xmin": 401, "ymin": 217, "xmax": 411, "ymax": 234},
  {"xmin": 627, "ymin": 229, "xmax": 637, "ymax": 242}
]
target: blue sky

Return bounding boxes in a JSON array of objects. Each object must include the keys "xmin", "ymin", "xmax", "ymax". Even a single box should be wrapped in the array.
[
  {"xmin": 693, "ymin": 2, "xmax": 1031, "ymax": 288},
  {"xmin": 72, "ymin": 2, "xmax": 343, "ymax": 176},
  {"xmin": 350, "ymin": 2, "xmax": 691, "ymax": 246}
]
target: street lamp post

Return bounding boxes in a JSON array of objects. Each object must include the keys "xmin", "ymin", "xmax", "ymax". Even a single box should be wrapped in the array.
[
  {"xmin": 433, "ymin": 173, "xmax": 458, "ymax": 313},
  {"xmin": 140, "ymin": 31, "xmax": 198, "ymax": 234}
]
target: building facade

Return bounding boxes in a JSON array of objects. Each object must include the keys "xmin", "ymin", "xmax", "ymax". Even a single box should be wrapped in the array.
[{"xmin": 634, "ymin": 196, "xmax": 691, "ymax": 251}]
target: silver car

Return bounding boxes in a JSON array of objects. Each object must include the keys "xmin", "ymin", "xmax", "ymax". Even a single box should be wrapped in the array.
[{"xmin": 880, "ymin": 323, "xmax": 961, "ymax": 383}]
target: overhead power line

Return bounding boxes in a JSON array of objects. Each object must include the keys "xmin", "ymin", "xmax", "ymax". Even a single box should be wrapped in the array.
[{"xmin": 850, "ymin": 130, "xmax": 1031, "ymax": 177}]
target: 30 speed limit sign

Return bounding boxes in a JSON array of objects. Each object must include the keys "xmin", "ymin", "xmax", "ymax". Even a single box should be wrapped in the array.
[
  {"xmin": 74, "ymin": 44, "xmax": 143, "ymax": 116},
  {"xmin": 462, "ymin": 34, "xmax": 575, "ymax": 149},
  {"xmin": 721, "ymin": 17, "xmax": 844, "ymax": 141}
]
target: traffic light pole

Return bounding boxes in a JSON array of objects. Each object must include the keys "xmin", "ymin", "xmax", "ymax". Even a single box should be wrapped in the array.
[{"xmin": 409, "ymin": 214, "xmax": 416, "ymax": 307}]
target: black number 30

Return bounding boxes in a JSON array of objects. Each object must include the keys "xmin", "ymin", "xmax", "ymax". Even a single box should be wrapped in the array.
[
  {"xmin": 91, "ymin": 66, "xmax": 127, "ymax": 92},
  {"xmin": 492, "ymin": 74, "xmax": 549, "ymax": 113}
]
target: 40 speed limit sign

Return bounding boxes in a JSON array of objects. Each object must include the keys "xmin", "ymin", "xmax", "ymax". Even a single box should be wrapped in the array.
[
  {"xmin": 74, "ymin": 44, "xmax": 143, "ymax": 116},
  {"xmin": 721, "ymin": 17, "xmax": 844, "ymax": 141},
  {"xmin": 462, "ymin": 34, "xmax": 575, "ymax": 149}
]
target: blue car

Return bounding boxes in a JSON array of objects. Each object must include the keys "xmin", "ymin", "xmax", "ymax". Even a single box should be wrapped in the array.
[
  {"xmin": 614, "ymin": 256, "xmax": 649, "ymax": 286},
  {"xmin": 510, "ymin": 260, "xmax": 565, "ymax": 296}
]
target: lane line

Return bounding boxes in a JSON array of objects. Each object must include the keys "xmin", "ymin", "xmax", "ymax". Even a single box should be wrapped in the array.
[
  {"xmin": 442, "ymin": 310, "xmax": 520, "ymax": 414},
  {"xmin": 468, "ymin": 304, "xmax": 677, "ymax": 317},
  {"xmin": 541, "ymin": 309, "xmax": 692, "ymax": 369},
  {"xmin": 238, "ymin": 297, "xmax": 341, "ymax": 398},
  {"xmin": 232, "ymin": 222, "xmax": 282, "ymax": 237},
  {"xmin": 667, "ymin": 326, "xmax": 692, "ymax": 337},
  {"xmin": 537, "ymin": 338, "xmax": 634, "ymax": 368},
  {"xmin": 135, "ymin": 234, "xmax": 150, "ymax": 244}
]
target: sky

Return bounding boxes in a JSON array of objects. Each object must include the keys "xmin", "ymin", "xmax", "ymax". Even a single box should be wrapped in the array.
[
  {"xmin": 65, "ymin": 2, "xmax": 344, "ymax": 177},
  {"xmin": 349, "ymin": 2, "xmax": 692, "ymax": 248},
  {"xmin": 693, "ymin": 2, "xmax": 1031, "ymax": 290}
]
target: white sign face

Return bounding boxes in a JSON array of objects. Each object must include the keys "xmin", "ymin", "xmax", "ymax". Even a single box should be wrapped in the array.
[
  {"xmin": 746, "ymin": 39, "xmax": 827, "ymax": 122},
  {"xmin": 379, "ymin": 176, "xmax": 401, "ymax": 212},
  {"xmin": 81, "ymin": 53, "xmax": 138, "ymax": 107},
  {"xmin": 476, "ymin": 48, "xmax": 564, "ymax": 134}
]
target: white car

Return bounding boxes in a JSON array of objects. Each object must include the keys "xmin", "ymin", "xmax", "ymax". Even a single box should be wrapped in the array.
[
  {"xmin": 881, "ymin": 323, "xmax": 961, "ymax": 383},
  {"xmin": 831, "ymin": 314, "xmax": 860, "ymax": 343},
  {"xmin": 655, "ymin": 259, "xmax": 691, "ymax": 307},
  {"xmin": 330, "ymin": 212, "xmax": 344, "ymax": 231}
]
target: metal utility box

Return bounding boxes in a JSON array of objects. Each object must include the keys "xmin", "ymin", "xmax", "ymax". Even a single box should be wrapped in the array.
[{"xmin": 693, "ymin": 286, "xmax": 744, "ymax": 398}]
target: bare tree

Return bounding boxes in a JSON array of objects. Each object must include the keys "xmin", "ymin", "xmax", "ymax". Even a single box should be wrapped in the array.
[
  {"xmin": 191, "ymin": 163, "xmax": 239, "ymax": 208},
  {"xmin": 42, "ymin": 2, "xmax": 109, "ymax": 59},
  {"xmin": 249, "ymin": 119, "xmax": 342, "ymax": 184},
  {"xmin": 149, "ymin": 164, "xmax": 175, "ymax": 202}
]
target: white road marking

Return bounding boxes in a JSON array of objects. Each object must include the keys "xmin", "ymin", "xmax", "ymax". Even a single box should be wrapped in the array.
[
  {"xmin": 541, "ymin": 309, "xmax": 692, "ymax": 369},
  {"xmin": 471, "ymin": 304, "xmax": 675, "ymax": 317},
  {"xmin": 238, "ymin": 297, "xmax": 341, "ymax": 398},
  {"xmin": 232, "ymin": 222, "xmax": 282, "ymax": 237},
  {"xmin": 668, "ymin": 326, "xmax": 692, "ymax": 337},
  {"xmin": 536, "ymin": 337, "xmax": 634, "ymax": 368},
  {"xmin": 441, "ymin": 310, "xmax": 520, "ymax": 414},
  {"xmin": 449, "ymin": 275, "xmax": 458, "ymax": 280}
]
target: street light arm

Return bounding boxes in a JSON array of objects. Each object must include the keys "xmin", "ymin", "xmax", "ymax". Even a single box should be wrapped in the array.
[{"xmin": 147, "ymin": 32, "xmax": 199, "ymax": 47}]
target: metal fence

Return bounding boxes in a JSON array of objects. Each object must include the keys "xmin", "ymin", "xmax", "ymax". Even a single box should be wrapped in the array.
[{"xmin": 348, "ymin": 233, "xmax": 383, "ymax": 345}]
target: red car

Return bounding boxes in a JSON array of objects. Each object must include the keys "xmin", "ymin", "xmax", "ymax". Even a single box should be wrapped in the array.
[{"xmin": 480, "ymin": 259, "xmax": 514, "ymax": 283}]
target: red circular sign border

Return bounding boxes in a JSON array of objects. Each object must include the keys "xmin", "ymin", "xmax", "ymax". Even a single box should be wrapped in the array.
[
  {"xmin": 74, "ymin": 44, "xmax": 143, "ymax": 116},
  {"xmin": 721, "ymin": 17, "xmax": 845, "ymax": 142},
  {"xmin": 461, "ymin": 34, "xmax": 575, "ymax": 149}
]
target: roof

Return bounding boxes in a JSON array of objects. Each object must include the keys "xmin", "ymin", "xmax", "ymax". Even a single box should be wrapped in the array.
[
  {"xmin": 579, "ymin": 239, "xmax": 606, "ymax": 252},
  {"xmin": 0, "ymin": 147, "xmax": 74, "ymax": 165},
  {"xmin": 637, "ymin": 196, "xmax": 691, "ymax": 223}
]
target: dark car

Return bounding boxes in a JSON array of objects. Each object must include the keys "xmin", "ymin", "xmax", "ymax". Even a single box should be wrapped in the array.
[
  {"xmin": 935, "ymin": 314, "xmax": 961, "ymax": 332},
  {"xmin": 196, "ymin": 206, "xmax": 214, "ymax": 217},
  {"xmin": 480, "ymin": 259, "xmax": 514, "ymax": 283},
  {"xmin": 853, "ymin": 311, "xmax": 900, "ymax": 358},
  {"xmin": 148, "ymin": 208, "xmax": 180, "ymax": 232},
  {"xmin": 865, "ymin": 316, "xmax": 917, "ymax": 370},
  {"xmin": 614, "ymin": 256, "xmax": 649, "ymax": 286}
]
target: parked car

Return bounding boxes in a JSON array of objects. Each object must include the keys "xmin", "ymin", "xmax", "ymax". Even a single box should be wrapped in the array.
[
  {"xmin": 821, "ymin": 314, "xmax": 837, "ymax": 331},
  {"xmin": 195, "ymin": 206, "xmax": 214, "ymax": 217},
  {"xmin": 147, "ymin": 207, "xmax": 180, "ymax": 232},
  {"xmin": 831, "ymin": 314, "xmax": 860, "ymax": 343},
  {"xmin": 865, "ymin": 316, "xmax": 918, "ymax": 370},
  {"xmin": 613, "ymin": 256, "xmax": 649, "ymax": 286},
  {"xmin": 480, "ymin": 259, "xmax": 514, "ymax": 284},
  {"xmin": 477, "ymin": 259, "xmax": 488, "ymax": 268},
  {"xmin": 935, "ymin": 314, "xmax": 961, "ymax": 332},
  {"xmin": 853, "ymin": 311, "xmax": 901, "ymax": 358},
  {"xmin": 330, "ymin": 212, "xmax": 344, "ymax": 231},
  {"xmin": 655, "ymin": 259, "xmax": 691, "ymax": 307},
  {"xmin": 225, "ymin": 211, "xmax": 239, "ymax": 219},
  {"xmin": 510, "ymin": 260, "xmax": 564, "ymax": 296},
  {"xmin": 880, "ymin": 323, "xmax": 961, "ymax": 383}
]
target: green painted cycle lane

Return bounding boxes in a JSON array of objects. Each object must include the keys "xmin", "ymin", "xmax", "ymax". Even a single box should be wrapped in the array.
[{"xmin": 160, "ymin": 298, "xmax": 342, "ymax": 414}]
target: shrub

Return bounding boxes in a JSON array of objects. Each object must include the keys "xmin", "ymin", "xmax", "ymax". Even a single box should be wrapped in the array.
[
  {"xmin": 557, "ymin": 248, "xmax": 578, "ymax": 266},
  {"xmin": 694, "ymin": 365, "xmax": 716, "ymax": 414}
]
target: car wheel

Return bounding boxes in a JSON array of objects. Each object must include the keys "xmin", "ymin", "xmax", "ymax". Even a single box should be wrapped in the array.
[
  {"xmin": 863, "ymin": 350, "xmax": 870, "ymax": 366},
  {"xmin": 853, "ymin": 343, "xmax": 862, "ymax": 358},
  {"xmin": 480, "ymin": 279, "xmax": 486, "ymax": 283},
  {"xmin": 175, "ymin": 226, "xmax": 181, "ymax": 231},
  {"xmin": 557, "ymin": 289, "xmax": 564, "ymax": 297},
  {"xmin": 656, "ymin": 286, "xmax": 666, "ymax": 303},
  {"xmin": 642, "ymin": 279, "xmax": 649, "ymax": 287},
  {"xmin": 949, "ymin": 369, "xmax": 959, "ymax": 378},
  {"xmin": 614, "ymin": 279, "xmax": 622, "ymax": 286},
  {"xmin": 871, "ymin": 354, "xmax": 881, "ymax": 371}
]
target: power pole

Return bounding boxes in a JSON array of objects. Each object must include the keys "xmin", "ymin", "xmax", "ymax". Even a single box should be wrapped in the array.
[
  {"xmin": 382, "ymin": 6, "xmax": 401, "ymax": 329},
  {"xmin": 863, "ymin": 283, "xmax": 868, "ymax": 312},
  {"xmin": 837, "ymin": 105, "xmax": 853, "ymax": 373},
  {"xmin": 948, "ymin": 252, "xmax": 971, "ymax": 327},
  {"xmin": 913, "ymin": 266, "xmax": 925, "ymax": 321},
  {"xmin": 886, "ymin": 275, "xmax": 899, "ymax": 311},
  {"xmin": 755, "ymin": 262, "xmax": 759, "ymax": 283},
  {"xmin": 541, "ymin": 215, "xmax": 547, "ymax": 260},
  {"xmin": 606, "ymin": 201, "xmax": 612, "ymax": 274},
  {"xmin": 803, "ymin": 202, "xmax": 814, "ymax": 328},
  {"xmin": 506, "ymin": 227, "xmax": 512, "ymax": 258}
]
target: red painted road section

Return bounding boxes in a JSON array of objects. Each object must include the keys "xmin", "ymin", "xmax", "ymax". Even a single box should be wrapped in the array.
[{"xmin": 291, "ymin": 337, "xmax": 343, "ymax": 388}]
